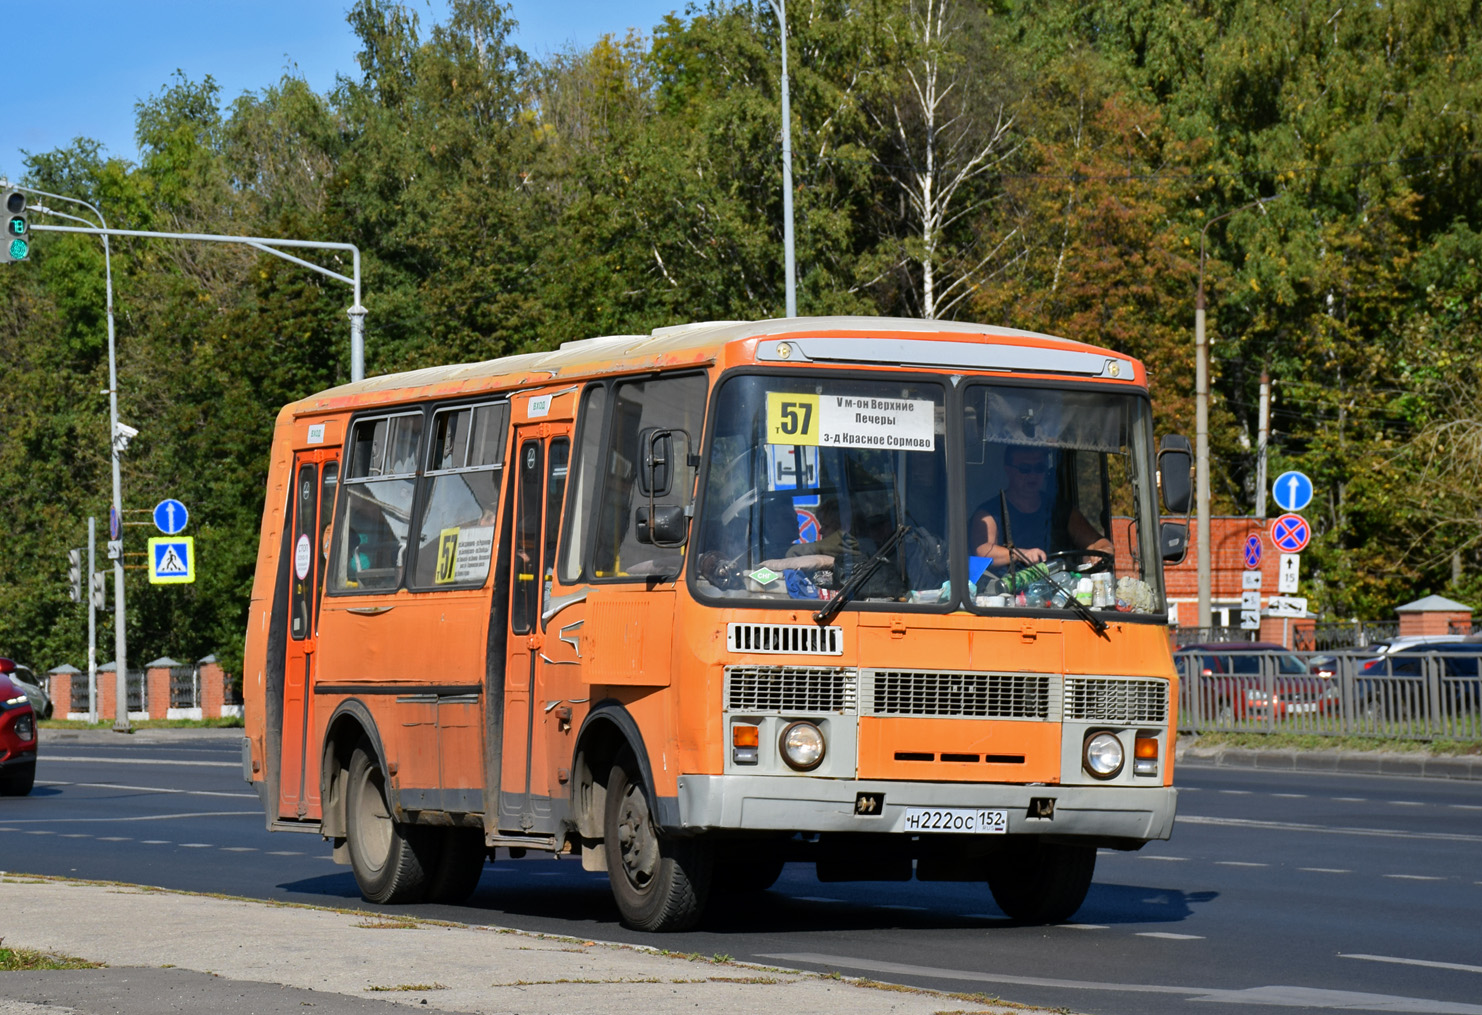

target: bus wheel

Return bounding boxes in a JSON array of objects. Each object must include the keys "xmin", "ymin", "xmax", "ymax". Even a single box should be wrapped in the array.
[
  {"xmin": 425, "ymin": 828, "xmax": 487, "ymax": 904},
  {"xmin": 346, "ymin": 744, "xmax": 430, "ymax": 904},
  {"xmin": 987, "ymin": 840, "xmax": 1095, "ymax": 924},
  {"xmin": 604, "ymin": 754, "xmax": 712, "ymax": 931}
]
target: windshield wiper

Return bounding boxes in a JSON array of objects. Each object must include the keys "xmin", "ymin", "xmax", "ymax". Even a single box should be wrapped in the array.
[{"xmin": 814, "ymin": 525, "xmax": 908, "ymax": 625}]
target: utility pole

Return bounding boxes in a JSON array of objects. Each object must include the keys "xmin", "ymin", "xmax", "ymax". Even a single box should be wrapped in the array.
[
  {"xmin": 766, "ymin": 0, "xmax": 798, "ymax": 318},
  {"xmin": 87, "ymin": 517, "xmax": 99, "ymax": 724},
  {"xmin": 1255, "ymin": 371, "xmax": 1271, "ymax": 520}
]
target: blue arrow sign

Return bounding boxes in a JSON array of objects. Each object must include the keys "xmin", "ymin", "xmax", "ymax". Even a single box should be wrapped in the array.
[
  {"xmin": 1272, "ymin": 471, "xmax": 1313, "ymax": 513},
  {"xmin": 153, "ymin": 498, "xmax": 189, "ymax": 535}
]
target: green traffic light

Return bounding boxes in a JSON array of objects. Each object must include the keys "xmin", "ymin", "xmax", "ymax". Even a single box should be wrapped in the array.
[
  {"xmin": 8, "ymin": 238, "xmax": 27, "ymax": 259},
  {"xmin": 6, "ymin": 216, "xmax": 23, "ymax": 236}
]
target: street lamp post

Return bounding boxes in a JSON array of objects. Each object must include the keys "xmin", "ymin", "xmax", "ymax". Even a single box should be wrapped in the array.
[
  {"xmin": 1195, "ymin": 195, "xmax": 1277, "ymax": 630},
  {"xmin": 766, "ymin": 0, "xmax": 798, "ymax": 318}
]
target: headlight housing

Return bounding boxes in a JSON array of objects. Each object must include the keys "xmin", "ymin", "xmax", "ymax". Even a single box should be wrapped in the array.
[
  {"xmin": 1083, "ymin": 731, "xmax": 1124, "ymax": 779},
  {"xmin": 779, "ymin": 720, "xmax": 826, "ymax": 771}
]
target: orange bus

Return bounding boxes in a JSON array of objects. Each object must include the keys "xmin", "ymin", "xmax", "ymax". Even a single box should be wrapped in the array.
[{"xmin": 242, "ymin": 316, "xmax": 1192, "ymax": 931}]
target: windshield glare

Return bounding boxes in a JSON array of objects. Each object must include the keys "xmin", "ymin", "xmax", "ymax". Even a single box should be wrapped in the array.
[{"xmin": 691, "ymin": 373, "xmax": 1165, "ymax": 616}]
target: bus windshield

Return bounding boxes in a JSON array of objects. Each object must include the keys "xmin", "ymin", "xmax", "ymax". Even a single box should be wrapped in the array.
[{"xmin": 691, "ymin": 372, "xmax": 1166, "ymax": 616}]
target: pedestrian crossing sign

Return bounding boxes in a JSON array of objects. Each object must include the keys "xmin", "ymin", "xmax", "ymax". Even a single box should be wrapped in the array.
[{"xmin": 148, "ymin": 536, "xmax": 196, "ymax": 584}]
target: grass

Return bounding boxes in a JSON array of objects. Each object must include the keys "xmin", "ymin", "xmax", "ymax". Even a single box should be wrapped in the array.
[
  {"xmin": 1181, "ymin": 731, "xmax": 1482, "ymax": 756},
  {"xmin": 0, "ymin": 938, "xmax": 102, "ymax": 971},
  {"xmin": 39, "ymin": 716, "xmax": 243, "ymax": 730}
]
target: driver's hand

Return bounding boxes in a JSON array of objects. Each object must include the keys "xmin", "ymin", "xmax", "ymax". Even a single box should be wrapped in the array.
[{"xmin": 1017, "ymin": 547, "xmax": 1047, "ymax": 564}]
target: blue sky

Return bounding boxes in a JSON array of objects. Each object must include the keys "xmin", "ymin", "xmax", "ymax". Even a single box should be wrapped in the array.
[{"xmin": 6, "ymin": 1, "xmax": 688, "ymax": 180}]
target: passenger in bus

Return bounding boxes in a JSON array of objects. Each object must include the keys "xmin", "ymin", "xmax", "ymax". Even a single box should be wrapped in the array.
[{"xmin": 970, "ymin": 445, "xmax": 1111, "ymax": 569}]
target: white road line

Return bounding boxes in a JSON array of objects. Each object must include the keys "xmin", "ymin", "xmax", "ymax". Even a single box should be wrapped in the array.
[
  {"xmin": 221, "ymin": 847, "xmax": 256, "ymax": 852},
  {"xmin": 1216, "ymin": 861, "xmax": 1270, "ymax": 867},
  {"xmin": 1273, "ymin": 793, "xmax": 1308, "ymax": 798},
  {"xmin": 0, "ymin": 811, "xmax": 260, "ymax": 824},
  {"xmin": 180, "ymin": 843, "xmax": 214, "ymax": 848},
  {"xmin": 1389, "ymin": 800, "xmax": 1424, "ymax": 807},
  {"xmin": 793, "ymin": 896, "xmax": 844, "ymax": 904},
  {"xmin": 1384, "ymin": 874, "xmax": 1445, "ymax": 881},
  {"xmin": 38, "ymin": 779, "xmax": 256, "ymax": 799},
  {"xmin": 1219, "ymin": 789, "xmax": 1254, "ymax": 795},
  {"xmin": 141, "ymin": 840, "xmax": 169, "ymax": 844},
  {"xmin": 1341, "ymin": 953, "xmax": 1482, "ymax": 975},
  {"xmin": 40, "ymin": 755, "xmax": 238, "ymax": 767},
  {"xmin": 1334, "ymin": 797, "xmax": 1367, "ymax": 802},
  {"xmin": 1300, "ymin": 867, "xmax": 1351, "ymax": 874},
  {"xmin": 1141, "ymin": 855, "xmax": 1188, "ymax": 861},
  {"xmin": 1179, "ymin": 814, "xmax": 1482, "ymax": 844},
  {"xmin": 96, "ymin": 836, "xmax": 130, "ymax": 842},
  {"xmin": 267, "ymin": 850, "xmax": 303, "ymax": 856},
  {"xmin": 1449, "ymin": 804, "xmax": 1482, "ymax": 811},
  {"xmin": 1063, "ymin": 924, "xmax": 1109, "ymax": 930},
  {"xmin": 756, "ymin": 952, "xmax": 1482, "ymax": 1011},
  {"xmin": 1137, "ymin": 932, "xmax": 1205, "ymax": 940}
]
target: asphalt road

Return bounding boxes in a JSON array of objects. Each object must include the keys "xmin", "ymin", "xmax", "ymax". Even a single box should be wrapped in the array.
[{"xmin": 3, "ymin": 731, "xmax": 1480, "ymax": 1015}]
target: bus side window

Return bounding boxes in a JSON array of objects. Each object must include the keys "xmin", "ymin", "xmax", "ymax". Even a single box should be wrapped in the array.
[
  {"xmin": 409, "ymin": 401, "xmax": 508, "ymax": 588},
  {"xmin": 559, "ymin": 384, "xmax": 608, "ymax": 583},
  {"xmin": 590, "ymin": 374, "xmax": 706, "ymax": 579},
  {"xmin": 330, "ymin": 412, "xmax": 422, "ymax": 593}
]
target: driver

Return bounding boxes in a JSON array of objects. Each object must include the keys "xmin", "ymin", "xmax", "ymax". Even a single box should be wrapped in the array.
[{"xmin": 970, "ymin": 445, "xmax": 1112, "ymax": 568}]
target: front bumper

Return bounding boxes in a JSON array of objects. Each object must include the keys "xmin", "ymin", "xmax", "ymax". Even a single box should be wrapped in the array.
[{"xmin": 674, "ymin": 774, "xmax": 1177, "ymax": 843}]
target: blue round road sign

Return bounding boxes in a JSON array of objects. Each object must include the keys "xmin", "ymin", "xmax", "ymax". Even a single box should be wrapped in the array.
[
  {"xmin": 153, "ymin": 498, "xmax": 189, "ymax": 535},
  {"xmin": 1243, "ymin": 533, "xmax": 1262, "ymax": 569},
  {"xmin": 1273, "ymin": 470, "xmax": 1314, "ymax": 513},
  {"xmin": 1269, "ymin": 513, "xmax": 1311, "ymax": 553}
]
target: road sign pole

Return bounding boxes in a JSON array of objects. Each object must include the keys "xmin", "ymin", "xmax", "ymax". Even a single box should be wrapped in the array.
[{"xmin": 87, "ymin": 516, "xmax": 97, "ymax": 725}]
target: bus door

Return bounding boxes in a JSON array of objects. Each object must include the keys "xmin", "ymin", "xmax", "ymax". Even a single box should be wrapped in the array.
[
  {"xmin": 280, "ymin": 447, "xmax": 339, "ymax": 820},
  {"xmin": 499, "ymin": 423, "xmax": 572, "ymax": 833}
]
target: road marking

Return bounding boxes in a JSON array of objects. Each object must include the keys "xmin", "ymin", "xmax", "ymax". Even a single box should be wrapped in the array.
[
  {"xmin": 24, "ymin": 830, "xmax": 53, "ymax": 835},
  {"xmin": 1137, "ymin": 932, "xmax": 1205, "ymax": 940},
  {"xmin": 39, "ymin": 755, "xmax": 238, "ymax": 768},
  {"xmin": 756, "ymin": 952, "xmax": 1482, "ymax": 1012},
  {"xmin": 141, "ymin": 840, "xmax": 170, "ymax": 845},
  {"xmin": 1449, "ymin": 804, "xmax": 1482, "ymax": 811},
  {"xmin": 1216, "ymin": 861, "xmax": 1269, "ymax": 867},
  {"xmin": 1219, "ymin": 789, "xmax": 1254, "ymax": 795},
  {"xmin": 794, "ymin": 896, "xmax": 844, "ymax": 904},
  {"xmin": 1384, "ymin": 874, "xmax": 1444, "ymax": 881},
  {"xmin": 97, "ymin": 836, "xmax": 131, "ymax": 842},
  {"xmin": 0, "ymin": 811, "xmax": 259, "ymax": 824},
  {"xmin": 1141, "ymin": 855, "xmax": 1188, "ymax": 861},
  {"xmin": 1341, "ymin": 953, "xmax": 1482, "ymax": 975},
  {"xmin": 1063, "ymin": 924, "xmax": 1109, "ymax": 930},
  {"xmin": 59, "ymin": 833, "xmax": 90, "ymax": 838},
  {"xmin": 221, "ymin": 847, "xmax": 256, "ymax": 852},
  {"xmin": 38, "ymin": 779, "xmax": 256, "ymax": 799},
  {"xmin": 1300, "ymin": 868, "xmax": 1351, "ymax": 874},
  {"xmin": 1334, "ymin": 797, "xmax": 1367, "ymax": 802},
  {"xmin": 180, "ymin": 843, "xmax": 214, "ymax": 848},
  {"xmin": 1179, "ymin": 814, "xmax": 1482, "ymax": 844},
  {"xmin": 267, "ymin": 850, "xmax": 303, "ymax": 856},
  {"xmin": 1273, "ymin": 793, "xmax": 1308, "ymax": 798},
  {"xmin": 1389, "ymin": 800, "xmax": 1424, "ymax": 807}
]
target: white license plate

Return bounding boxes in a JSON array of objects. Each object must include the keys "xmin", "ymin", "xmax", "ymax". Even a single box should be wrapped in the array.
[
  {"xmin": 901, "ymin": 807, "xmax": 1008, "ymax": 834},
  {"xmin": 1286, "ymin": 703, "xmax": 1318, "ymax": 713}
]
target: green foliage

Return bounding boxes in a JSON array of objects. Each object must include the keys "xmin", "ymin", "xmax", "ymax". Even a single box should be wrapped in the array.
[{"xmin": 5, "ymin": 0, "xmax": 1482, "ymax": 676}]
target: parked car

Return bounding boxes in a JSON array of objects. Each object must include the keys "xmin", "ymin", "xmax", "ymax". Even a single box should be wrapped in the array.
[
  {"xmin": 1175, "ymin": 641, "xmax": 1340, "ymax": 723},
  {"xmin": 1354, "ymin": 639, "xmax": 1482, "ymax": 721},
  {"xmin": 0, "ymin": 658, "xmax": 52, "ymax": 718},
  {"xmin": 0, "ymin": 669, "xmax": 38, "ymax": 795}
]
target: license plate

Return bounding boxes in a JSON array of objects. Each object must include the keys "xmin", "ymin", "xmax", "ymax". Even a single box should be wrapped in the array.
[
  {"xmin": 901, "ymin": 807, "xmax": 1008, "ymax": 834},
  {"xmin": 1286, "ymin": 703, "xmax": 1318, "ymax": 713}
]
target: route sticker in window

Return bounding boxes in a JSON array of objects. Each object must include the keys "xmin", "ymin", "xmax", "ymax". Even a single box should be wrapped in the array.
[
  {"xmin": 435, "ymin": 525, "xmax": 495, "ymax": 584},
  {"xmin": 766, "ymin": 391, "xmax": 935, "ymax": 451}
]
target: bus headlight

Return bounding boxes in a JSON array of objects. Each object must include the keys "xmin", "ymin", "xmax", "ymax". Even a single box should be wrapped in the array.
[
  {"xmin": 779, "ymin": 721, "xmax": 826, "ymax": 771},
  {"xmin": 1083, "ymin": 732, "xmax": 1124, "ymax": 779}
]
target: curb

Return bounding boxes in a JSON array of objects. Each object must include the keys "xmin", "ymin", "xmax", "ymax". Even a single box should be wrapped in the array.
[{"xmin": 1176, "ymin": 744, "xmax": 1482, "ymax": 781}]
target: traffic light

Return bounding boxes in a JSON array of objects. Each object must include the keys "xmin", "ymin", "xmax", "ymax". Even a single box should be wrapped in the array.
[
  {"xmin": 67, "ymin": 549, "xmax": 82, "ymax": 602},
  {"xmin": 90, "ymin": 570, "xmax": 106, "ymax": 609},
  {"xmin": 1, "ymin": 190, "xmax": 27, "ymax": 262}
]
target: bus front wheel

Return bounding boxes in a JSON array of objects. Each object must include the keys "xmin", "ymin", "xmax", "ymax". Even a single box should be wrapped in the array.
[
  {"xmin": 346, "ymin": 744, "xmax": 431, "ymax": 904},
  {"xmin": 604, "ymin": 753, "xmax": 712, "ymax": 931},
  {"xmin": 987, "ymin": 840, "xmax": 1095, "ymax": 924}
]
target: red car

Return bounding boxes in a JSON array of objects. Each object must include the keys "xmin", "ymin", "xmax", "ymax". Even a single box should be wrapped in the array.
[
  {"xmin": 1175, "ymin": 641, "xmax": 1340, "ymax": 724},
  {"xmin": 0, "ymin": 669, "xmax": 38, "ymax": 795}
]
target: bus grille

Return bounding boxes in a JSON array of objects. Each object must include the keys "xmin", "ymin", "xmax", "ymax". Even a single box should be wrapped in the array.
[
  {"xmin": 1063, "ymin": 677, "xmax": 1168, "ymax": 724},
  {"xmin": 727, "ymin": 623, "xmax": 843, "ymax": 655},
  {"xmin": 862, "ymin": 670, "xmax": 1052, "ymax": 719},
  {"xmin": 725, "ymin": 666, "xmax": 857, "ymax": 713}
]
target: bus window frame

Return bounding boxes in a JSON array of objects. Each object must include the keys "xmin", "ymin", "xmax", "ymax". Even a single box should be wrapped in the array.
[
  {"xmin": 559, "ymin": 371, "xmax": 708, "ymax": 586},
  {"xmin": 405, "ymin": 398, "xmax": 511, "ymax": 592}
]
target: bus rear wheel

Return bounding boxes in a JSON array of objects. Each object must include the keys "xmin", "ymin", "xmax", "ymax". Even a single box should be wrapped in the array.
[
  {"xmin": 604, "ymin": 754, "xmax": 711, "ymax": 931},
  {"xmin": 987, "ymin": 840, "xmax": 1095, "ymax": 924},
  {"xmin": 425, "ymin": 828, "xmax": 487, "ymax": 904},
  {"xmin": 346, "ymin": 744, "xmax": 431, "ymax": 904}
]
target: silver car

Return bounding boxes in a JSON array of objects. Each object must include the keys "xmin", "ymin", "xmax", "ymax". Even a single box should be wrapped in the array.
[{"xmin": 0, "ymin": 659, "xmax": 52, "ymax": 719}]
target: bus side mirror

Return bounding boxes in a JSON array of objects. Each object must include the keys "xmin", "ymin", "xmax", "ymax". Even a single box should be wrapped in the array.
[
  {"xmin": 1160, "ymin": 521, "xmax": 1189, "ymax": 565},
  {"xmin": 636, "ymin": 505, "xmax": 688, "ymax": 547},
  {"xmin": 639, "ymin": 428, "xmax": 679, "ymax": 497},
  {"xmin": 1158, "ymin": 435, "xmax": 1192, "ymax": 515}
]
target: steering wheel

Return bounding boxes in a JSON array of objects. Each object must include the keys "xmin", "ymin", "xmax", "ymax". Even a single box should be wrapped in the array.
[{"xmin": 1043, "ymin": 549, "xmax": 1114, "ymax": 574}]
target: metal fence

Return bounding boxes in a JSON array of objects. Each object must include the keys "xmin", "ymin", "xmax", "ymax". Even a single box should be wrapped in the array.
[
  {"xmin": 1176, "ymin": 649, "xmax": 1482, "ymax": 741},
  {"xmin": 170, "ymin": 665, "xmax": 198, "ymax": 709}
]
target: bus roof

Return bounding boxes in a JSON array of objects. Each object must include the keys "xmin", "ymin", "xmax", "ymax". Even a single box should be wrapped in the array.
[{"xmin": 283, "ymin": 316, "xmax": 1143, "ymax": 417}]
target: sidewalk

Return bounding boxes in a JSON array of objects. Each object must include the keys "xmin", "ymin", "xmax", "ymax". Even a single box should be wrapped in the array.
[
  {"xmin": 1176, "ymin": 738, "xmax": 1482, "ymax": 780},
  {"xmin": 0, "ymin": 877, "xmax": 1053, "ymax": 1015}
]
